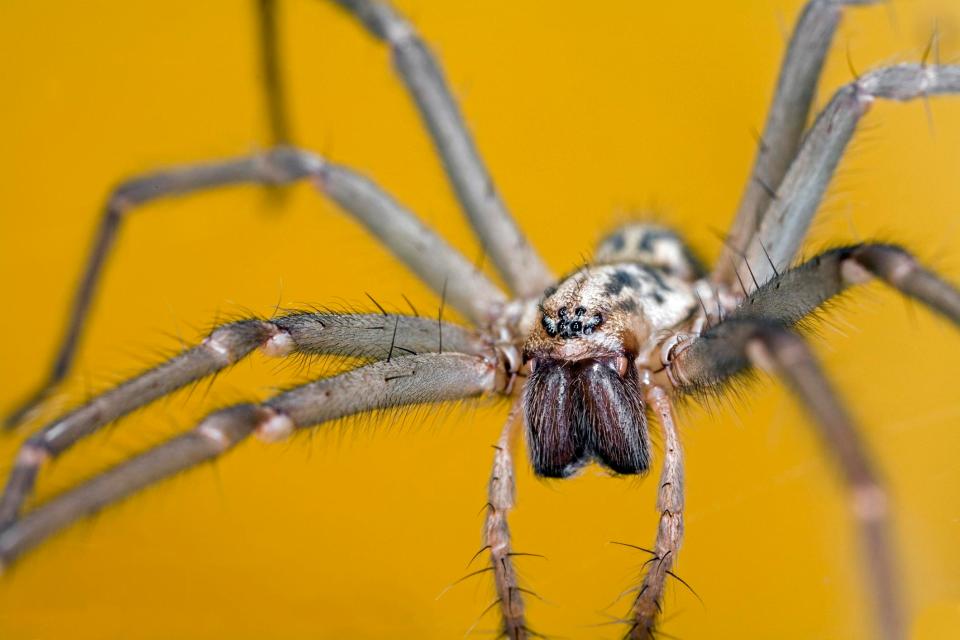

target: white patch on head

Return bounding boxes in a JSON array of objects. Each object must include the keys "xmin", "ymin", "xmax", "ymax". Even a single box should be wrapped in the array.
[
  {"xmin": 539, "ymin": 262, "xmax": 698, "ymax": 357},
  {"xmin": 595, "ymin": 224, "xmax": 701, "ymax": 280}
]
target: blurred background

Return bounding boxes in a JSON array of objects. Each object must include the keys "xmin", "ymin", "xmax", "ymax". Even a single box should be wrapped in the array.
[{"xmin": 1, "ymin": 1, "xmax": 959, "ymax": 638}]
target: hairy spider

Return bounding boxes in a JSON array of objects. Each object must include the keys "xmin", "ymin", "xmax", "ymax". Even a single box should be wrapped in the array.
[{"xmin": 2, "ymin": 0, "xmax": 960, "ymax": 638}]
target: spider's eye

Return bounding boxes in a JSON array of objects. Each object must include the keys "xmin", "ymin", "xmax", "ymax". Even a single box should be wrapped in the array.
[{"xmin": 558, "ymin": 306, "xmax": 569, "ymax": 318}]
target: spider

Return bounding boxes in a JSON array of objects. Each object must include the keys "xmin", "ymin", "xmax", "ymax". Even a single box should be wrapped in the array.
[{"xmin": 2, "ymin": 0, "xmax": 960, "ymax": 638}]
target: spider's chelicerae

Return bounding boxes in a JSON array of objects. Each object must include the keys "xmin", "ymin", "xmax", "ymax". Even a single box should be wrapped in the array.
[{"xmin": 2, "ymin": 0, "xmax": 960, "ymax": 638}]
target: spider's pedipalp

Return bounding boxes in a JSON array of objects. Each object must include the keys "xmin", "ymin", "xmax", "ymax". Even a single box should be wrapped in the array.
[{"xmin": 0, "ymin": 353, "xmax": 502, "ymax": 570}]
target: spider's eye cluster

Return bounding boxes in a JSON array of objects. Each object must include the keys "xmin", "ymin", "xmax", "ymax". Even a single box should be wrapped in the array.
[{"xmin": 541, "ymin": 306, "xmax": 603, "ymax": 339}]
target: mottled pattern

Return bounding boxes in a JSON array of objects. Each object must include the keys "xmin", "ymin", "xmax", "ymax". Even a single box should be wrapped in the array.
[{"xmin": 596, "ymin": 223, "xmax": 705, "ymax": 281}]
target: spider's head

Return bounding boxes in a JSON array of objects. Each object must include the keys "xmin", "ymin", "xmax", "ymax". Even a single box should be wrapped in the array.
[{"xmin": 520, "ymin": 268, "xmax": 652, "ymax": 478}]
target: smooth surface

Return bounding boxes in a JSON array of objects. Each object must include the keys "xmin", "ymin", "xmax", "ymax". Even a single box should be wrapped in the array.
[{"xmin": 1, "ymin": 1, "xmax": 959, "ymax": 638}]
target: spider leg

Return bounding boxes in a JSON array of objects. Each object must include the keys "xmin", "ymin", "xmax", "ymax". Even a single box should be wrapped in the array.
[
  {"xmin": 735, "ymin": 243, "xmax": 960, "ymax": 328},
  {"xmin": 0, "ymin": 352, "xmax": 503, "ymax": 569},
  {"xmin": 717, "ymin": 0, "xmax": 879, "ymax": 282},
  {"xmin": 732, "ymin": 64, "xmax": 960, "ymax": 290},
  {"xmin": 327, "ymin": 0, "xmax": 555, "ymax": 298},
  {"xmin": 255, "ymin": 0, "xmax": 291, "ymax": 145},
  {"xmin": 3, "ymin": 147, "xmax": 506, "ymax": 429},
  {"xmin": 670, "ymin": 321, "xmax": 903, "ymax": 640},
  {"xmin": 484, "ymin": 402, "xmax": 529, "ymax": 639},
  {"xmin": 626, "ymin": 385, "xmax": 684, "ymax": 640},
  {"xmin": 0, "ymin": 311, "xmax": 487, "ymax": 529}
]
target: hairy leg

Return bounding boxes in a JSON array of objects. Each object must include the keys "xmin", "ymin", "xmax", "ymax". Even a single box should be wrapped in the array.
[
  {"xmin": 484, "ymin": 403, "xmax": 529, "ymax": 639},
  {"xmin": 734, "ymin": 243, "xmax": 960, "ymax": 327},
  {"xmin": 0, "ymin": 311, "xmax": 488, "ymax": 528},
  {"xmin": 733, "ymin": 64, "xmax": 960, "ymax": 289},
  {"xmin": 670, "ymin": 321, "xmax": 902, "ymax": 640},
  {"xmin": 0, "ymin": 352, "xmax": 502, "ymax": 568},
  {"xmin": 627, "ymin": 385, "xmax": 684, "ymax": 640},
  {"xmin": 327, "ymin": 0, "xmax": 554, "ymax": 298},
  {"xmin": 717, "ymin": 0, "xmax": 878, "ymax": 282},
  {"xmin": 4, "ymin": 147, "xmax": 506, "ymax": 428}
]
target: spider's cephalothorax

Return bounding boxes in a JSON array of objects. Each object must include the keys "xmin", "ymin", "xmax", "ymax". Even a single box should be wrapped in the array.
[{"xmin": 522, "ymin": 224, "xmax": 701, "ymax": 477}]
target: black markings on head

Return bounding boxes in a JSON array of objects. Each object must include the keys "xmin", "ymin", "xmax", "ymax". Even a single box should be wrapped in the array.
[
  {"xmin": 638, "ymin": 228, "xmax": 679, "ymax": 252},
  {"xmin": 609, "ymin": 233, "xmax": 626, "ymax": 251},
  {"xmin": 617, "ymin": 298, "xmax": 638, "ymax": 313},
  {"xmin": 604, "ymin": 270, "xmax": 639, "ymax": 296},
  {"xmin": 639, "ymin": 265, "xmax": 672, "ymax": 292}
]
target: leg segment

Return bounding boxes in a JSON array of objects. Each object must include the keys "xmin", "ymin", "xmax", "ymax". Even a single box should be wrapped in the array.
[
  {"xmin": 4, "ymin": 147, "xmax": 506, "ymax": 428},
  {"xmin": 0, "ymin": 352, "xmax": 501, "ymax": 568},
  {"xmin": 627, "ymin": 385, "xmax": 684, "ymax": 640},
  {"xmin": 484, "ymin": 403, "xmax": 528, "ymax": 639},
  {"xmin": 255, "ymin": 0, "xmax": 292, "ymax": 145},
  {"xmin": 734, "ymin": 243, "xmax": 960, "ymax": 328},
  {"xmin": 327, "ymin": 0, "xmax": 555, "ymax": 298},
  {"xmin": 0, "ymin": 312, "xmax": 487, "ymax": 529},
  {"xmin": 732, "ymin": 64, "xmax": 960, "ymax": 290},
  {"xmin": 717, "ymin": 0, "xmax": 878, "ymax": 282},
  {"xmin": 670, "ymin": 321, "xmax": 903, "ymax": 640}
]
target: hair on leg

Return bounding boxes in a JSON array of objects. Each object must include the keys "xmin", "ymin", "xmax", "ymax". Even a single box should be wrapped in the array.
[
  {"xmin": 326, "ymin": 0, "xmax": 554, "ymax": 298},
  {"xmin": 670, "ymin": 320, "xmax": 903, "ymax": 640},
  {"xmin": 626, "ymin": 385, "xmax": 684, "ymax": 640},
  {"xmin": 3, "ymin": 147, "xmax": 507, "ymax": 429},
  {"xmin": 0, "ymin": 311, "xmax": 488, "ymax": 530},
  {"xmin": 717, "ymin": 0, "xmax": 879, "ymax": 283},
  {"xmin": 483, "ymin": 402, "xmax": 530, "ymax": 639},
  {"xmin": 0, "ymin": 352, "xmax": 502, "ymax": 569},
  {"xmin": 734, "ymin": 244, "xmax": 960, "ymax": 327},
  {"xmin": 732, "ymin": 64, "xmax": 960, "ymax": 289}
]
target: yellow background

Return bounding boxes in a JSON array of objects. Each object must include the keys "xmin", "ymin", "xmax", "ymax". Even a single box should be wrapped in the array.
[{"xmin": 1, "ymin": 1, "xmax": 959, "ymax": 638}]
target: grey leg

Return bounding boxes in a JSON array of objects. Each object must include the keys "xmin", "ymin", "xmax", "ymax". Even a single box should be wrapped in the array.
[
  {"xmin": 733, "ymin": 64, "xmax": 960, "ymax": 289},
  {"xmin": 0, "ymin": 311, "xmax": 488, "ymax": 529},
  {"xmin": 327, "ymin": 0, "xmax": 555, "ymax": 298},
  {"xmin": 670, "ymin": 321, "xmax": 903, "ymax": 640},
  {"xmin": 0, "ymin": 352, "xmax": 502, "ymax": 568},
  {"xmin": 484, "ymin": 404, "xmax": 529, "ymax": 639},
  {"xmin": 255, "ymin": 0, "xmax": 292, "ymax": 145},
  {"xmin": 3, "ymin": 147, "xmax": 506, "ymax": 428},
  {"xmin": 716, "ymin": 0, "xmax": 878, "ymax": 282},
  {"xmin": 627, "ymin": 385, "xmax": 684, "ymax": 640},
  {"xmin": 734, "ymin": 243, "xmax": 960, "ymax": 328}
]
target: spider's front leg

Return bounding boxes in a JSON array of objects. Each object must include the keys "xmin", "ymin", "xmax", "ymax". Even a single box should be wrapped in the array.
[
  {"xmin": 627, "ymin": 384, "xmax": 684, "ymax": 640},
  {"xmin": 483, "ymin": 404, "xmax": 530, "ymax": 640},
  {"xmin": 0, "ymin": 351, "xmax": 506, "ymax": 568}
]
